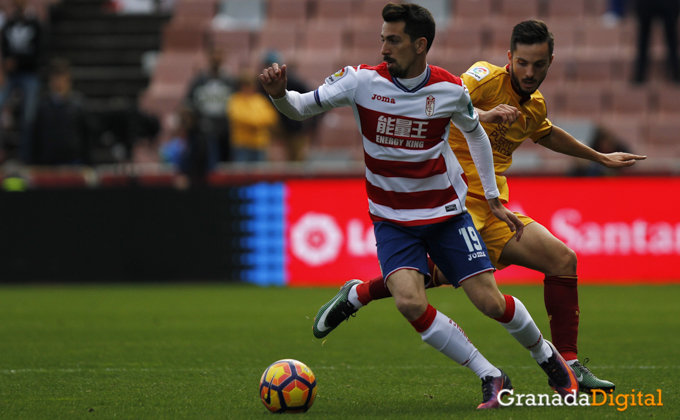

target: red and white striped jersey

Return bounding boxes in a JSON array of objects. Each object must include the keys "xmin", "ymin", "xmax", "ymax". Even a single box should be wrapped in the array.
[{"xmin": 314, "ymin": 63, "xmax": 481, "ymax": 226}]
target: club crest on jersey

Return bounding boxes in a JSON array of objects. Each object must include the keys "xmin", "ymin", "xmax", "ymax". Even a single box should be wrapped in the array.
[
  {"xmin": 425, "ymin": 95, "xmax": 435, "ymax": 116},
  {"xmin": 325, "ymin": 68, "xmax": 347, "ymax": 85},
  {"xmin": 465, "ymin": 66, "xmax": 490, "ymax": 81}
]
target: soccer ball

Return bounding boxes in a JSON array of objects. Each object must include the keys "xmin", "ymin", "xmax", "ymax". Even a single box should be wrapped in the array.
[{"xmin": 259, "ymin": 359, "xmax": 317, "ymax": 413}]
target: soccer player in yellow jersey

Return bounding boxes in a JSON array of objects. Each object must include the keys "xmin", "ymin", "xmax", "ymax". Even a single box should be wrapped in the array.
[{"xmin": 313, "ymin": 20, "xmax": 646, "ymax": 393}]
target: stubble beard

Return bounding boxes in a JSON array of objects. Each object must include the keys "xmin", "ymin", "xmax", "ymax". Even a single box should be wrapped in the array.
[
  {"xmin": 387, "ymin": 63, "xmax": 408, "ymax": 78},
  {"xmin": 509, "ymin": 65, "xmax": 543, "ymax": 96}
]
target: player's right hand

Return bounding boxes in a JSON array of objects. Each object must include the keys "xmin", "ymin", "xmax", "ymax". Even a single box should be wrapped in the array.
[
  {"xmin": 477, "ymin": 104, "xmax": 520, "ymax": 125},
  {"xmin": 488, "ymin": 198, "xmax": 524, "ymax": 241},
  {"xmin": 259, "ymin": 63, "xmax": 288, "ymax": 99}
]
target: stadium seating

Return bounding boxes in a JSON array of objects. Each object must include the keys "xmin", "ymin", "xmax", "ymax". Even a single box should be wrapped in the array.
[
  {"xmin": 497, "ymin": 0, "xmax": 540, "ymax": 21},
  {"xmin": 655, "ymin": 85, "xmax": 680, "ymax": 116},
  {"xmin": 453, "ymin": 0, "xmax": 493, "ymax": 21},
  {"xmin": 256, "ymin": 22, "xmax": 299, "ymax": 57},
  {"xmin": 313, "ymin": 0, "xmax": 353, "ymax": 22},
  {"xmin": 162, "ymin": 18, "xmax": 210, "ymax": 51},
  {"xmin": 545, "ymin": 0, "xmax": 587, "ymax": 19},
  {"xmin": 136, "ymin": 0, "xmax": 679, "ymax": 170},
  {"xmin": 267, "ymin": 0, "xmax": 309, "ymax": 24}
]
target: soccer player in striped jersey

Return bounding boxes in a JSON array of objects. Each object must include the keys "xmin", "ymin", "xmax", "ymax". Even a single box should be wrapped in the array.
[
  {"xmin": 261, "ymin": 4, "xmax": 579, "ymax": 409},
  {"xmin": 313, "ymin": 20, "xmax": 646, "ymax": 393}
]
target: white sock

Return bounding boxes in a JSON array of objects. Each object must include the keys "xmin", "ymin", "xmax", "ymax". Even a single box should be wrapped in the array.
[
  {"xmin": 466, "ymin": 349, "xmax": 502, "ymax": 379},
  {"xmin": 533, "ymin": 341, "xmax": 553, "ymax": 365},
  {"xmin": 566, "ymin": 359, "xmax": 578, "ymax": 366},
  {"xmin": 421, "ymin": 311, "xmax": 500, "ymax": 379},
  {"xmin": 347, "ymin": 285, "xmax": 364, "ymax": 309},
  {"xmin": 497, "ymin": 296, "xmax": 551, "ymax": 363}
]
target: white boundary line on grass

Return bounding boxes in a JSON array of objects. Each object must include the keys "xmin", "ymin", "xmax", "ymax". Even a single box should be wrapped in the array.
[
  {"xmin": 0, "ymin": 367, "xmax": 233, "ymax": 374},
  {"xmin": 2, "ymin": 365, "xmax": 679, "ymax": 374},
  {"xmin": 313, "ymin": 365, "xmax": 680, "ymax": 370}
]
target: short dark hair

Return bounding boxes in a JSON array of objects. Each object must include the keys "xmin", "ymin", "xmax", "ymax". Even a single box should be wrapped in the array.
[
  {"xmin": 510, "ymin": 20, "xmax": 554, "ymax": 56},
  {"xmin": 382, "ymin": 2, "xmax": 435, "ymax": 52}
]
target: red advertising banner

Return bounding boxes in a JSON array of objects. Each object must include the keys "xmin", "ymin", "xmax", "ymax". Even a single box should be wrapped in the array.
[
  {"xmin": 286, "ymin": 179, "xmax": 381, "ymax": 287},
  {"xmin": 498, "ymin": 177, "xmax": 680, "ymax": 284},
  {"xmin": 286, "ymin": 178, "xmax": 680, "ymax": 286}
]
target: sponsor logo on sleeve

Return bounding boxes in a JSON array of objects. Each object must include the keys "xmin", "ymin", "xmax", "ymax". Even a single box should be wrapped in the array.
[
  {"xmin": 325, "ymin": 67, "xmax": 347, "ymax": 85},
  {"xmin": 465, "ymin": 66, "xmax": 490, "ymax": 81},
  {"xmin": 467, "ymin": 101, "xmax": 475, "ymax": 118}
]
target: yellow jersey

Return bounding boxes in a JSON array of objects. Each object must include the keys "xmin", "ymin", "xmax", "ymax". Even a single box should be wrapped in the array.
[
  {"xmin": 227, "ymin": 92, "xmax": 279, "ymax": 150},
  {"xmin": 449, "ymin": 62, "xmax": 553, "ymax": 203}
]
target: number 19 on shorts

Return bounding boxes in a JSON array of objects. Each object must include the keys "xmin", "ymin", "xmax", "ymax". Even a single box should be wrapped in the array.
[{"xmin": 459, "ymin": 227, "xmax": 482, "ymax": 252}]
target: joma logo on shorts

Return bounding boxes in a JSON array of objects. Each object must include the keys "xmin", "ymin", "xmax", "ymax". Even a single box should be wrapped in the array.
[
  {"xmin": 371, "ymin": 94, "xmax": 396, "ymax": 104},
  {"xmin": 467, "ymin": 251, "xmax": 487, "ymax": 261}
]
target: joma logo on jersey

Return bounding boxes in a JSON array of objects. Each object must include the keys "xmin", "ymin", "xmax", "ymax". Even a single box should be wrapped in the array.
[{"xmin": 371, "ymin": 94, "xmax": 396, "ymax": 104}]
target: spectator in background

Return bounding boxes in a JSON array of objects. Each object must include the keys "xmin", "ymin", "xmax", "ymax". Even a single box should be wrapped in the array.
[
  {"xmin": 569, "ymin": 127, "xmax": 633, "ymax": 176},
  {"xmin": 186, "ymin": 44, "xmax": 237, "ymax": 162},
  {"xmin": 0, "ymin": 0, "xmax": 42, "ymax": 163},
  {"xmin": 160, "ymin": 104, "xmax": 217, "ymax": 185},
  {"xmin": 260, "ymin": 51, "xmax": 316, "ymax": 162},
  {"xmin": 32, "ymin": 59, "xmax": 92, "ymax": 165},
  {"xmin": 227, "ymin": 72, "xmax": 278, "ymax": 162},
  {"xmin": 632, "ymin": 0, "xmax": 680, "ymax": 83},
  {"xmin": 99, "ymin": 97, "xmax": 160, "ymax": 163},
  {"xmin": 602, "ymin": 0, "xmax": 628, "ymax": 27}
]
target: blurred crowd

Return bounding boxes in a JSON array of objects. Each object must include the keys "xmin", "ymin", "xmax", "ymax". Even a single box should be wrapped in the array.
[
  {"xmin": 159, "ymin": 47, "xmax": 319, "ymax": 184},
  {"xmin": 0, "ymin": 0, "xmax": 319, "ymax": 182},
  {"xmin": 1, "ymin": 0, "xmax": 668, "ymax": 185}
]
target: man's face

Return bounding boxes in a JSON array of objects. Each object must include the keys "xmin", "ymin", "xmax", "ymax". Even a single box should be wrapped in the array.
[
  {"xmin": 507, "ymin": 42, "xmax": 553, "ymax": 96},
  {"xmin": 381, "ymin": 21, "xmax": 418, "ymax": 78},
  {"xmin": 208, "ymin": 48, "xmax": 224, "ymax": 72},
  {"xmin": 49, "ymin": 73, "xmax": 71, "ymax": 96}
]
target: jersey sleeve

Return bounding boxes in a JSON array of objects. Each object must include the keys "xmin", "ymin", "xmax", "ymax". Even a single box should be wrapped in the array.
[
  {"xmin": 315, "ymin": 66, "xmax": 359, "ymax": 109},
  {"xmin": 530, "ymin": 117, "xmax": 553, "ymax": 142},
  {"xmin": 461, "ymin": 62, "xmax": 493, "ymax": 105},
  {"xmin": 450, "ymin": 81, "xmax": 480, "ymax": 134}
]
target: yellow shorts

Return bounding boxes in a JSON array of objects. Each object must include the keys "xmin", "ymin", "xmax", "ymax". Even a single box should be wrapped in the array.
[{"xmin": 466, "ymin": 196, "xmax": 535, "ymax": 270}]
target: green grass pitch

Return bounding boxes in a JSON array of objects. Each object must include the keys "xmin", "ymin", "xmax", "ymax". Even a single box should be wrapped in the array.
[{"xmin": 0, "ymin": 284, "xmax": 678, "ymax": 419}]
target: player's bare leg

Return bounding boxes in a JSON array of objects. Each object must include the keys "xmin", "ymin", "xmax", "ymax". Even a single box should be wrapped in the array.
[
  {"xmin": 313, "ymin": 260, "xmax": 578, "ymax": 401},
  {"xmin": 385, "ymin": 269, "xmax": 512, "ymax": 409},
  {"xmin": 313, "ymin": 259, "xmax": 440, "ymax": 338},
  {"xmin": 460, "ymin": 270, "xmax": 578, "ymax": 401},
  {"xmin": 497, "ymin": 222, "xmax": 614, "ymax": 392},
  {"xmin": 498, "ymin": 222, "xmax": 577, "ymax": 357},
  {"xmin": 332, "ymin": 222, "xmax": 614, "ymax": 392}
]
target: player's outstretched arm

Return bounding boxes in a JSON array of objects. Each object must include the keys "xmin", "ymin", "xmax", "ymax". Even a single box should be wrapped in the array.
[
  {"xmin": 597, "ymin": 151, "xmax": 647, "ymax": 168},
  {"xmin": 476, "ymin": 104, "xmax": 520, "ymax": 125},
  {"xmin": 259, "ymin": 63, "xmax": 288, "ymax": 99},
  {"xmin": 260, "ymin": 63, "xmax": 327, "ymax": 121},
  {"xmin": 537, "ymin": 126, "xmax": 647, "ymax": 168},
  {"xmin": 487, "ymin": 198, "xmax": 524, "ymax": 241}
]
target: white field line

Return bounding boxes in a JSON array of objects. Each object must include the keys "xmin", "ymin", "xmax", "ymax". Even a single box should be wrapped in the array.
[
  {"xmin": 1, "ymin": 365, "xmax": 678, "ymax": 374},
  {"xmin": 312, "ymin": 365, "xmax": 680, "ymax": 370},
  {"xmin": 0, "ymin": 367, "xmax": 233, "ymax": 374}
]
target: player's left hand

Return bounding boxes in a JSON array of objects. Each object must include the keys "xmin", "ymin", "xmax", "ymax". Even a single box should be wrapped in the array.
[
  {"xmin": 600, "ymin": 152, "xmax": 647, "ymax": 168},
  {"xmin": 476, "ymin": 104, "xmax": 521, "ymax": 125},
  {"xmin": 488, "ymin": 198, "xmax": 524, "ymax": 241}
]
